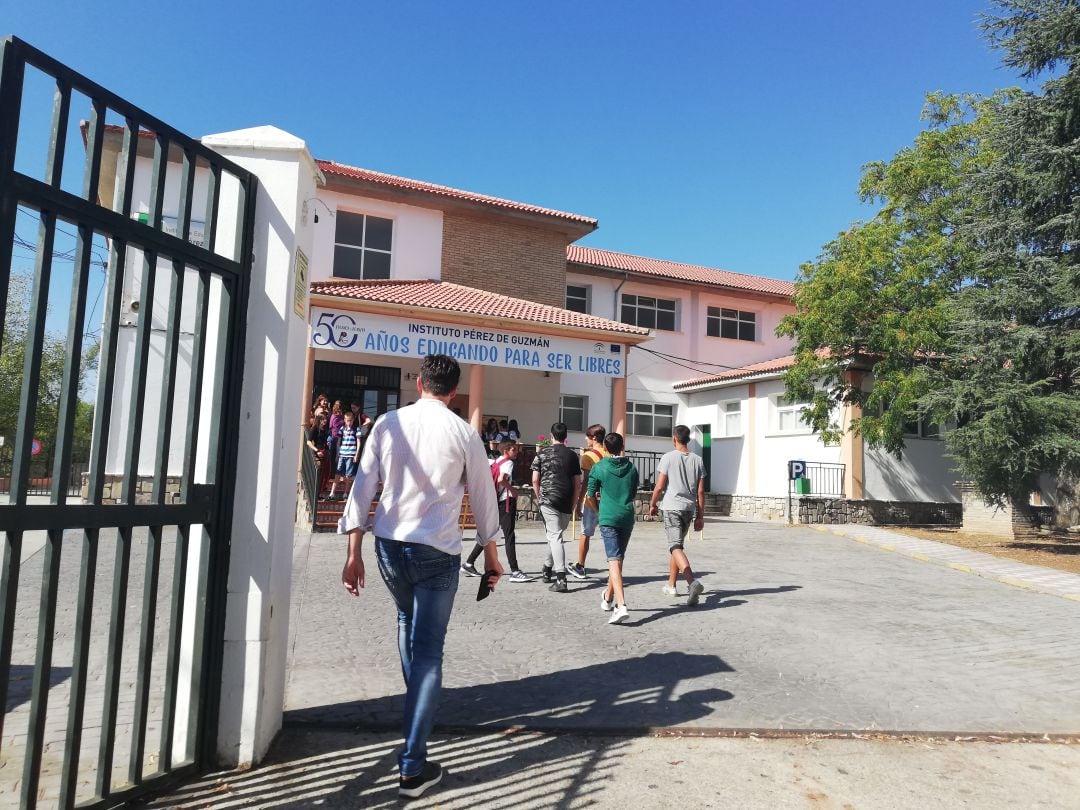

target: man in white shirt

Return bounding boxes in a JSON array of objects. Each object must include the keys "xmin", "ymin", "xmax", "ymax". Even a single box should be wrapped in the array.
[{"xmin": 340, "ymin": 354, "xmax": 504, "ymax": 800}]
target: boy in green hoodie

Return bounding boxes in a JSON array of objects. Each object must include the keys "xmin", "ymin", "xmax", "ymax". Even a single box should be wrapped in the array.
[{"xmin": 585, "ymin": 432, "xmax": 639, "ymax": 624}]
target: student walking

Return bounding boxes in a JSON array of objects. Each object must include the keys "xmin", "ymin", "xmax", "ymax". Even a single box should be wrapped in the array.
[
  {"xmin": 531, "ymin": 422, "xmax": 581, "ymax": 593},
  {"xmin": 570, "ymin": 423, "xmax": 607, "ymax": 579},
  {"xmin": 585, "ymin": 432, "xmax": 639, "ymax": 624},
  {"xmin": 461, "ymin": 440, "xmax": 532, "ymax": 582},
  {"xmin": 648, "ymin": 425, "xmax": 707, "ymax": 606},
  {"xmin": 339, "ymin": 355, "xmax": 504, "ymax": 800},
  {"xmin": 327, "ymin": 409, "xmax": 360, "ymax": 501}
]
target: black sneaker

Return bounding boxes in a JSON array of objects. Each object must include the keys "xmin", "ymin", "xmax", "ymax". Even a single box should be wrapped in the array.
[
  {"xmin": 399, "ymin": 760, "xmax": 443, "ymax": 799},
  {"xmin": 568, "ymin": 563, "xmax": 587, "ymax": 580},
  {"xmin": 549, "ymin": 578, "xmax": 568, "ymax": 593},
  {"xmin": 460, "ymin": 562, "xmax": 481, "ymax": 577},
  {"xmin": 541, "ymin": 565, "xmax": 553, "ymax": 583}
]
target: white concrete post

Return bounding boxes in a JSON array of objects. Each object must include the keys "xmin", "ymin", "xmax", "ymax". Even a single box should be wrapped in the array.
[{"xmin": 201, "ymin": 126, "xmax": 322, "ymax": 768}]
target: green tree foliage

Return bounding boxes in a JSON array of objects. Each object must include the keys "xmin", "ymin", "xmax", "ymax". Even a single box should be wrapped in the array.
[
  {"xmin": 0, "ymin": 272, "xmax": 96, "ymax": 469},
  {"xmin": 927, "ymin": 0, "xmax": 1080, "ymax": 502},
  {"xmin": 777, "ymin": 93, "xmax": 1001, "ymax": 450},
  {"xmin": 780, "ymin": 0, "xmax": 1080, "ymax": 504}
]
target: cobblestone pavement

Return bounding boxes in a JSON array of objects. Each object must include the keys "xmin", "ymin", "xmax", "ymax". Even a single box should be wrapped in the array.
[{"xmin": 286, "ymin": 518, "xmax": 1080, "ymax": 734}]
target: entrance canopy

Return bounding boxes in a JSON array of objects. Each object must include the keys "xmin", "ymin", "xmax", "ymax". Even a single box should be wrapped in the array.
[{"xmin": 309, "ymin": 279, "xmax": 652, "ymax": 377}]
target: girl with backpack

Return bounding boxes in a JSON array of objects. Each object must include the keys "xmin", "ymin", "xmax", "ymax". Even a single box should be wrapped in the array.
[{"xmin": 460, "ymin": 440, "xmax": 532, "ymax": 582}]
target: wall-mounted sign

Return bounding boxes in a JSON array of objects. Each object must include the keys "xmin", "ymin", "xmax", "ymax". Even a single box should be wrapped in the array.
[
  {"xmin": 293, "ymin": 249, "xmax": 309, "ymax": 318},
  {"xmin": 310, "ymin": 307, "xmax": 626, "ymax": 378}
]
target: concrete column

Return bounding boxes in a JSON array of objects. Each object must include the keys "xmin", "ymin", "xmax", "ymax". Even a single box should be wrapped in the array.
[
  {"xmin": 747, "ymin": 383, "xmax": 757, "ymax": 495},
  {"xmin": 468, "ymin": 363, "xmax": 484, "ymax": 433},
  {"xmin": 611, "ymin": 373, "xmax": 627, "ymax": 436},
  {"xmin": 201, "ymin": 126, "xmax": 324, "ymax": 769},
  {"xmin": 840, "ymin": 370, "xmax": 865, "ymax": 499}
]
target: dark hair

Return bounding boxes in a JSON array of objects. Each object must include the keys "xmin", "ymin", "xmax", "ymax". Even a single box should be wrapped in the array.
[
  {"xmin": 603, "ymin": 432, "xmax": 624, "ymax": 455},
  {"xmin": 586, "ymin": 423, "xmax": 606, "ymax": 442},
  {"xmin": 550, "ymin": 422, "xmax": 568, "ymax": 442},
  {"xmin": 419, "ymin": 354, "xmax": 460, "ymax": 395},
  {"xmin": 508, "ymin": 419, "xmax": 519, "ymax": 433},
  {"xmin": 497, "ymin": 439, "xmax": 517, "ymax": 454},
  {"xmin": 673, "ymin": 424, "xmax": 691, "ymax": 445},
  {"xmin": 498, "ymin": 419, "xmax": 509, "ymax": 430}
]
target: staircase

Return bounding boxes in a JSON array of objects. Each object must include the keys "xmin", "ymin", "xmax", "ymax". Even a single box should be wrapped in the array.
[{"xmin": 310, "ymin": 475, "xmax": 479, "ymax": 532}]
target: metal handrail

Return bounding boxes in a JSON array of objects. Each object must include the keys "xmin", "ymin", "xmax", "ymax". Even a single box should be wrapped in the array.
[{"xmin": 300, "ymin": 443, "xmax": 321, "ymax": 526}]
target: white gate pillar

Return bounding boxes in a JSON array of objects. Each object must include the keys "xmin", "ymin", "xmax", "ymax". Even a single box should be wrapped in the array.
[{"xmin": 201, "ymin": 126, "xmax": 322, "ymax": 768}]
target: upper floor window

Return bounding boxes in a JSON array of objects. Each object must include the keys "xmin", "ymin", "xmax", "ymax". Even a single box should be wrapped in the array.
[
  {"xmin": 707, "ymin": 307, "xmax": 756, "ymax": 341},
  {"xmin": 773, "ymin": 395, "xmax": 811, "ymax": 433},
  {"xmin": 559, "ymin": 394, "xmax": 587, "ymax": 432},
  {"xmin": 627, "ymin": 401, "xmax": 674, "ymax": 437},
  {"xmin": 621, "ymin": 294, "xmax": 677, "ymax": 331},
  {"xmin": 904, "ymin": 415, "xmax": 953, "ymax": 439},
  {"xmin": 334, "ymin": 211, "xmax": 393, "ymax": 280},
  {"xmin": 566, "ymin": 284, "xmax": 590, "ymax": 314}
]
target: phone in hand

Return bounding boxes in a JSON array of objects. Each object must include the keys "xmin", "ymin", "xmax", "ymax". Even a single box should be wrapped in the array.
[{"xmin": 476, "ymin": 570, "xmax": 498, "ymax": 601}]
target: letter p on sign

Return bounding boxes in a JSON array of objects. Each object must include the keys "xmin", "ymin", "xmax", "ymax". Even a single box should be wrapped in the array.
[{"xmin": 788, "ymin": 460, "xmax": 806, "ymax": 480}]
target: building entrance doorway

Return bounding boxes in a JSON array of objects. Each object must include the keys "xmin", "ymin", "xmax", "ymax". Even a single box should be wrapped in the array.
[{"xmin": 313, "ymin": 360, "xmax": 400, "ymax": 419}]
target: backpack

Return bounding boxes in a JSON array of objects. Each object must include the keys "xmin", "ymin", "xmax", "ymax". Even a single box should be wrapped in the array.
[{"xmin": 490, "ymin": 455, "xmax": 511, "ymax": 512}]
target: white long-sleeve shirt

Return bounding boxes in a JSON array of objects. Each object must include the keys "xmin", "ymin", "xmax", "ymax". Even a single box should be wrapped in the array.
[{"xmin": 337, "ymin": 397, "xmax": 502, "ymax": 554}]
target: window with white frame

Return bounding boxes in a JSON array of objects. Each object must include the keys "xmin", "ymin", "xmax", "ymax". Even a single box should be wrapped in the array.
[
  {"xmin": 620, "ymin": 294, "xmax": 677, "ymax": 331},
  {"xmin": 565, "ymin": 284, "xmax": 590, "ymax": 314},
  {"xmin": 333, "ymin": 211, "xmax": 393, "ymax": 280},
  {"xmin": 720, "ymin": 400, "xmax": 743, "ymax": 437},
  {"xmin": 560, "ymin": 395, "xmax": 587, "ymax": 432},
  {"xmin": 627, "ymin": 401, "xmax": 675, "ymax": 437},
  {"xmin": 904, "ymin": 414, "xmax": 952, "ymax": 439},
  {"xmin": 706, "ymin": 307, "xmax": 756, "ymax": 341},
  {"xmin": 773, "ymin": 395, "xmax": 811, "ymax": 433}
]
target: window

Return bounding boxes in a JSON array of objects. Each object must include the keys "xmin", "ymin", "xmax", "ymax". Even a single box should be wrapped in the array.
[
  {"xmin": 560, "ymin": 395, "xmax": 587, "ymax": 432},
  {"xmin": 627, "ymin": 401, "xmax": 675, "ymax": 437},
  {"xmin": 773, "ymin": 395, "xmax": 811, "ymax": 433},
  {"xmin": 904, "ymin": 415, "xmax": 952, "ymax": 439},
  {"xmin": 333, "ymin": 211, "xmax": 393, "ymax": 280},
  {"xmin": 620, "ymin": 294, "xmax": 677, "ymax": 331},
  {"xmin": 707, "ymin": 307, "xmax": 756, "ymax": 341},
  {"xmin": 566, "ymin": 284, "xmax": 590, "ymax": 314},
  {"xmin": 721, "ymin": 401, "xmax": 742, "ymax": 437}
]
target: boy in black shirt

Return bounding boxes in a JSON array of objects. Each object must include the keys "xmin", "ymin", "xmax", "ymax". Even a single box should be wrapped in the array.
[{"xmin": 530, "ymin": 422, "xmax": 582, "ymax": 592}]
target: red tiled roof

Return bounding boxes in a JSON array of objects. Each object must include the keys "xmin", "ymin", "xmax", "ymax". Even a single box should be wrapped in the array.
[
  {"xmin": 317, "ymin": 160, "xmax": 598, "ymax": 227},
  {"xmin": 673, "ymin": 354, "xmax": 796, "ymax": 390},
  {"xmin": 568, "ymin": 245, "xmax": 795, "ymax": 297},
  {"xmin": 310, "ymin": 279, "xmax": 651, "ymax": 337}
]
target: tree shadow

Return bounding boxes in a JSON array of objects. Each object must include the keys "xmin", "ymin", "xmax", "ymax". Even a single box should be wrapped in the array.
[{"xmin": 1006, "ymin": 541, "xmax": 1080, "ymax": 555}]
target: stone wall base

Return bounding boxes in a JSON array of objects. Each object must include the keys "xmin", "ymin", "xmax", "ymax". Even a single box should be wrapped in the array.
[
  {"xmin": 80, "ymin": 474, "xmax": 185, "ymax": 504},
  {"xmin": 797, "ymin": 497, "xmax": 961, "ymax": 526}
]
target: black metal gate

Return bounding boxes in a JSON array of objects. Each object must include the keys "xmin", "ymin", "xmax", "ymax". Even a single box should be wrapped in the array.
[{"xmin": 0, "ymin": 37, "xmax": 255, "ymax": 808}]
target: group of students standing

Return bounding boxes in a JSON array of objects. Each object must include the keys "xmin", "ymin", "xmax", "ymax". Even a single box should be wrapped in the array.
[
  {"xmin": 460, "ymin": 420, "xmax": 707, "ymax": 625},
  {"xmin": 481, "ymin": 417, "xmax": 521, "ymax": 456},
  {"xmin": 305, "ymin": 394, "xmax": 373, "ymax": 500}
]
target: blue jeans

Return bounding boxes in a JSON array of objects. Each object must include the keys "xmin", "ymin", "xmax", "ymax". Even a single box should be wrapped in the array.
[
  {"xmin": 599, "ymin": 524, "xmax": 632, "ymax": 561},
  {"xmin": 374, "ymin": 537, "xmax": 460, "ymax": 777}
]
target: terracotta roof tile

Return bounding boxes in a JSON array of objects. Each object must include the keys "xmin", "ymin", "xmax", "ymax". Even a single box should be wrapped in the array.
[
  {"xmin": 310, "ymin": 279, "xmax": 650, "ymax": 338},
  {"xmin": 568, "ymin": 245, "xmax": 795, "ymax": 297},
  {"xmin": 317, "ymin": 160, "xmax": 598, "ymax": 227},
  {"xmin": 673, "ymin": 354, "xmax": 796, "ymax": 390}
]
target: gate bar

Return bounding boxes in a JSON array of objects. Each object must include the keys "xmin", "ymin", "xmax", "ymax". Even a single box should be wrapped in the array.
[
  {"xmin": 21, "ymin": 528, "xmax": 65, "ymax": 809},
  {"xmin": 53, "ymin": 97, "xmax": 105, "ymax": 503},
  {"xmin": 0, "ymin": 530, "xmax": 23, "ymax": 742},
  {"xmin": 180, "ymin": 270, "xmax": 212, "ymax": 499},
  {"xmin": 87, "ymin": 120, "xmax": 138, "ymax": 504},
  {"xmin": 129, "ymin": 524, "xmax": 164, "ymax": 784},
  {"xmin": 58, "ymin": 527, "xmax": 100, "ymax": 809},
  {"xmin": 0, "ymin": 40, "xmax": 26, "ymax": 345},
  {"xmin": 96, "ymin": 525, "xmax": 132, "ymax": 799},
  {"xmin": 160, "ymin": 523, "xmax": 191, "ymax": 770}
]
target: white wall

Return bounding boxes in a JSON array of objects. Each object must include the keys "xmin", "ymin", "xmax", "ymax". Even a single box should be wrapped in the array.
[
  {"xmin": 564, "ymin": 270, "xmax": 796, "ymax": 455},
  {"xmin": 865, "ymin": 441, "xmax": 960, "ymax": 503},
  {"xmin": 308, "ymin": 189, "xmax": 443, "ymax": 282}
]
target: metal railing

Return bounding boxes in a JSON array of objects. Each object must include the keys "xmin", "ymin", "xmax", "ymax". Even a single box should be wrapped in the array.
[
  {"xmin": 513, "ymin": 445, "xmax": 663, "ymax": 491},
  {"xmin": 300, "ymin": 442, "xmax": 320, "ymax": 526},
  {"xmin": 0, "ymin": 447, "xmax": 87, "ymax": 497}
]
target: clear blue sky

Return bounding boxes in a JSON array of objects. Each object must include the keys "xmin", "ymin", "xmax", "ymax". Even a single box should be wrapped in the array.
[{"xmin": 4, "ymin": 0, "xmax": 1022, "ymax": 282}]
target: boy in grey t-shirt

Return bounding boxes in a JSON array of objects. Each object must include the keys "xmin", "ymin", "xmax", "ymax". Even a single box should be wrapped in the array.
[{"xmin": 647, "ymin": 424, "xmax": 706, "ymax": 606}]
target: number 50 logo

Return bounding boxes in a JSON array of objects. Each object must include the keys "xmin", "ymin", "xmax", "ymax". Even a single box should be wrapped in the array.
[{"xmin": 312, "ymin": 311, "xmax": 362, "ymax": 349}]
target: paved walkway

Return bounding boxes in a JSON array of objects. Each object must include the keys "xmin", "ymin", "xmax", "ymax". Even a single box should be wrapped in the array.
[
  {"xmin": 286, "ymin": 518, "xmax": 1080, "ymax": 735},
  {"xmin": 809, "ymin": 522, "xmax": 1080, "ymax": 601}
]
